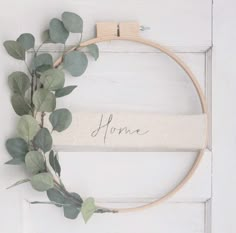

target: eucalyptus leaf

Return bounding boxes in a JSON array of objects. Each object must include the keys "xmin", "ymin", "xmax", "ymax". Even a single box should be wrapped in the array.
[
  {"xmin": 32, "ymin": 53, "xmax": 53, "ymax": 72},
  {"xmin": 55, "ymin": 85, "xmax": 77, "ymax": 98},
  {"xmin": 49, "ymin": 151, "xmax": 61, "ymax": 176},
  {"xmin": 49, "ymin": 108, "xmax": 72, "ymax": 132},
  {"xmin": 63, "ymin": 51, "xmax": 88, "ymax": 77},
  {"xmin": 33, "ymin": 128, "xmax": 52, "ymax": 153},
  {"xmin": 47, "ymin": 188, "xmax": 65, "ymax": 207},
  {"xmin": 41, "ymin": 30, "xmax": 54, "ymax": 43},
  {"xmin": 8, "ymin": 71, "xmax": 30, "ymax": 95},
  {"xmin": 62, "ymin": 12, "xmax": 83, "ymax": 33},
  {"xmin": 64, "ymin": 204, "xmax": 80, "ymax": 219},
  {"xmin": 25, "ymin": 151, "xmax": 45, "ymax": 174},
  {"xmin": 3, "ymin": 40, "xmax": 25, "ymax": 60},
  {"xmin": 5, "ymin": 157, "xmax": 25, "ymax": 165},
  {"xmin": 17, "ymin": 115, "xmax": 40, "ymax": 142},
  {"xmin": 81, "ymin": 197, "xmax": 97, "ymax": 223},
  {"xmin": 49, "ymin": 18, "xmax": 69, "ymax": 44},
  {"xmin": 31, "ymin": 172, "xmax": 54, "ymax": 192},
  {"xmin": 40, "ymin": 69, "xmax": 65, "ymax": 91},
  {"xmin": 63, "ymin": 192, "xmax": 83, "ymax": 219},
  {"xmin": 17, "ymin": 33, "xmax": 35, "ymax": 50},
  {"xmin": 87, "ymin": 44, "xmax": 99, "ymax": 61},
  {"xmin": 5, "ymin": 137, "xmax": 28, "ymax": 158},
  {"xmin": 69, "ymin": 192, "xmax": 83, "ymax": 205},
  {"xmin": 33, "ymin": 89, "xmax": 56, "ymax": 112},
  {"xmin": 6, "ymin": 178, "xmax": 30, "ymax": 189},
  {"xmin": 11, "ymin": 94, "xmax": 31, "ymax": 116}
]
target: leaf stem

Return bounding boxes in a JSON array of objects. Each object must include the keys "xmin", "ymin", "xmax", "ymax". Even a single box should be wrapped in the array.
[
  {"xmin": 78, "ymin": 33, "xmax": 83, "ymax": 46},
  {"xmin": 35, "ymin": 41, "xmax": 47, "ymax": 56},
  {"xmin": 30, "ymin": 75, "xmax": 34, "ymax": 111},
  {"xmin": 28, "ymin": 200, "xmax": 72, "ymax": 207},
  {"xmin": 40, "ymin": 112, "xmax": 45, "ymax": 128},
  {"xmin": 24, "ymin": 60, "xmax": 33, "ymax": 78},
  {"xmin": 75, "ymin": 32, "xmax": 83, "ymax": 50}
]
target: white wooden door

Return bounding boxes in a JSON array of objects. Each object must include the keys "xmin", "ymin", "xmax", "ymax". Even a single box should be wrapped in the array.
[{"xmin": 0, "ymin": 0, "xmax": 235, "ymax": 232}]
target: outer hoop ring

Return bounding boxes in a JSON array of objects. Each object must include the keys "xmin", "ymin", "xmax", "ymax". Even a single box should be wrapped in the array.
[{"xmin": 54, "ymin": 36, "xmax": 208, "ymax": 213}]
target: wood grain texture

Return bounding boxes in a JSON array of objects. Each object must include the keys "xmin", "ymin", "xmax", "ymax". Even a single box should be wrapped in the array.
[
  {"xmin": 119, "ymin": 22, "xmax": 140, "ymax": 37},
  {"xmin": 96, "ymin": 22, "xmax": 118, "ymax": 37}
]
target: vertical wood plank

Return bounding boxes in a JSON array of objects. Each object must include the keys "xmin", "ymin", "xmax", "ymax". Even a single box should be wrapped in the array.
[{"xmin": 212, "ymin": 0, "xmax": 236, "ymax": 232}]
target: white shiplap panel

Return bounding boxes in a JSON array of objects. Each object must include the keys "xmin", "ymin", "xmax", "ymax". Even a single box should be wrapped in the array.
[
  {"xmin": 50, "ymin": 151, "xmax": 211, "ymax": 202},
  {"xmin": 212, "ymin": 0, "xmax": 236, "ymax": 232},
  {"xmin": 0, "ymin": 191, "xmax": 23, "ymax": 233},
  {"xmin": 23, "ymin": 201, "xmax": 205, "ymax": 233},
  {"xmin": 0, "ymin": 0, "xmax": 212, "ymax": 48},
  {"xmin": 55, "ymin": 52, "xmax": 205, "ymax": 114}
]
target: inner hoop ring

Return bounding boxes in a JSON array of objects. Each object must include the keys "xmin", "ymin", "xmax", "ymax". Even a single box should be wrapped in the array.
[{"xmin": 54, "ymin": 36, "xmax": 208, "ymax": 213}]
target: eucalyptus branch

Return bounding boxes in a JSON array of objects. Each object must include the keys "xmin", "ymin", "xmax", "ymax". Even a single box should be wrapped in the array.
[{"xmin": 4, "ymin": 11, "xmax": 102, "ymax": 223}]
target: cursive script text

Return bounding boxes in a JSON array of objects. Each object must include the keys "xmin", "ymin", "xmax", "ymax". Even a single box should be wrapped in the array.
[{"xmin": 91, "ymin": 114, "xmax": 149, "ymax": 144}]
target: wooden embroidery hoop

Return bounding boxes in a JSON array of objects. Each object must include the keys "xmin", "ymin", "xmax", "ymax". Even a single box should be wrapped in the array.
[{"xmin": 54, "ymin": 22, "xmax": 208, "ymax": 213}]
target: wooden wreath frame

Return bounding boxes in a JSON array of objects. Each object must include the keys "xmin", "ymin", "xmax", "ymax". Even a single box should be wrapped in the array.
[{"xmin": 54, "ymin": 23, "xmax": 208, "ymax": 213}]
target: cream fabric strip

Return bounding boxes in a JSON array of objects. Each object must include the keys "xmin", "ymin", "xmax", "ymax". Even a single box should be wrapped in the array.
[{"xmin": 45, "ymin": 112, "xmax": 207, "ymax": 150}]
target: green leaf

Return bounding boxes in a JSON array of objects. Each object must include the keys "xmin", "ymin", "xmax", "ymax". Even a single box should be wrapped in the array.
[
  {"xmin": 41, "ymin": 30, "xmax": 54, "ymax": 43},
  {"xmin": 8, "ymin": 71, "xmax": 30, "ymax": 95},
  {"xmin": 69, "ymin": 192, "xmax": 83, "ymax": 205},
  {"xmin": 3, "ymin": 40, "xmax": 25, "ymax": 60},
  {"xmin": 63, "ymin": 193, "xmax": 83, "ymax": 219},
  {"xmin": 81, "ymin": 197, "xmax": 97, "ymax": 223},
  {"xmin": 33, "ymin": 128, "xmax": 52, "ymax": 153},
  {"xmin": 49, "ymin": 108, "xmax": 72, "ymax": 132},
  {"xmin": 47, "ymin": 188, "xmax": 65, "ymax": 207},
  {"xmin": 31, "ymin": 172, "xmax": 54, "ymax": 192},
  {"xmin": 6, "ymin": 178, "xmax": 30, "ymax": 189},
  {"xmin": 40, "ymin": 69, "xmax": 65, "ymax": 91},
  {"xmin": 49, "ymin": 18, "xmax": 69, "ymax": 44},
  {"xmin": 49, "ymin": 151, "xmax": 61, "ymax": 176},
  {"xmin": 87, "ymin": 44, "xmax": 99, "ymax": 61},
  {"xmin": 62, "ymin": 12, "xmax": 83, "ymax": 33},
  {"xmin": 5, "ymin": 137, "xmax": 28, "ymax": 158},
  {"xmin": 64, "ymin": 204, "xmax": 80, "ymax": 219},
  {"xmin": 5, "ymin": 157, "xmax": 25, "ymax": 165},
  {"xmin": 11, "ymin": 94, "xmax": 31, "ymax": 116},
  {"xmin": 55, "ymin": 85, "xmax": 77, "ymax": 98},
  {"xmin": 25, "ymin": 151, "xmax": 45, "ymax": 174},
  {"xmin": 32, "ymin": 53, "xmax": 53, "ymax": 72},
  {"xmin": 17, "ymin": 33, "xmax": 35, "ymax": 50},
  {"xmin": 63, "ymin": 51, "xmax": 88, "ymax": 77},
  {"xmin": 17, "ymin": 115, "xmax": 40, "ymax": 142},
  {"xmin": 33, "ymin": 89, "xmax": 56, "ymax": 112}
]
